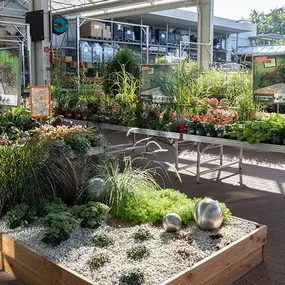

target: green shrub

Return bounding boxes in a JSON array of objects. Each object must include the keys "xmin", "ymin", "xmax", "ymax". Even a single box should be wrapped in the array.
[
  {"xmin": 133, "ymin": 228, "xmax": 153, "ymax": 242},
  {"xmin": 127, "ymin": 244, "xmax": 150, "ymax": 260},
  {"xmin": 42, "ymin": 212, "xmax": 79, "ymax": 246},
  {"xmin": 69, "ymin": 204, "xmax": 87, "ymax": 219},
  {"xmin": 117, "ymin": 188, "xmax": 232, "ymax": 225},
  {"xmin": 88, "ymin": 252, "xmax": 110, "ymax": 270},
  {"xmin": 5, "ymin": 204, "xmax": 35, "ymax": 229},
  {"xmin": 119, "ymin": 268, "xmax": 145, "ymax": 285},
  {"xmin": 80, "ymin": 202, "xmax": 110, "ymax": 229},
  {"xmin": 91, "ymin": 233, "xmax": 114, "ymax": 247},
  {"xmin": 37, "ymin": 199, "xmax": 68, "ymax": 217},
  {"xmin": 64, "ymin": 134, "xmax": 91, "ymax": 156},
  {"xmin": 117, "ymin": 188, "xmax": 199, "ymax": 225}
]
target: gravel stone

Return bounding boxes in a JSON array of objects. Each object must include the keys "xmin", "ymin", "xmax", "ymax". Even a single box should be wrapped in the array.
[{"xmin": 0, "ymin": 217, "xmax": 257, "ymax": 285}]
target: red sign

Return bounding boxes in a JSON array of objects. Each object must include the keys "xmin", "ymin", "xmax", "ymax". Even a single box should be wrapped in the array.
[{"xmin": 254, "ymin": 56, "xmax": 268, "ymax": 63}]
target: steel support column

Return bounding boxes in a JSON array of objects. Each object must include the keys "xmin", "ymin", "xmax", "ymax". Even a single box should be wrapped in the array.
[
  {"xmin": 29, "ymin": 0, "xmax": 50, "ymax": 85},
  {"xmin": 197, "ymin": 0, "xmax": 214, "ymax": 69}
]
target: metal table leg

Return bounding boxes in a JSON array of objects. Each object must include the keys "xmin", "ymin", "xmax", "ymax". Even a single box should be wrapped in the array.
[
  {"xmin": 196, "ymin": 142, "xmax": 201, "ymax": 184},
  {"xmin": 174, "ymin": 139, "xmax": 179, "ymax": 170},
  {"xmin": 239, "ymin": 147, "xmax": 243, "ymax": 169},
  {"xmin": 220, "ymin": 145, "xmax": 224, "ymax": 166}
]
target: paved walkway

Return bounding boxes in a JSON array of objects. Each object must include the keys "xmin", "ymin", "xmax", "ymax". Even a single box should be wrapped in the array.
[{"xmin": 102, "ymin": 130, "xmax": 285, "ymax": 285}]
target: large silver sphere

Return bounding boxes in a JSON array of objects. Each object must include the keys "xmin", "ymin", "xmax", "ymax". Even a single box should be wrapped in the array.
[
  {"xmin": 163, "ymin": 213, "xmax": 182, "ymax": 232},
  {"xmin": 194, "ymin": 198, "xmax": 223, "ymax": 230}
]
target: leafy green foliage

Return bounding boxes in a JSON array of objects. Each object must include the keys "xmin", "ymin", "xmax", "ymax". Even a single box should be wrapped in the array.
[
  {"xmin": 42, "ymin": 212, "xmax": 79, "ymax": 246},
  {"xmin": 101, "ymin": 49, "xmax": 140, "ymax": 95},
  {"xmin": 5, "ymin": 204, "xmax": 35, "ymax": 229},
  {"xmin": 247, "ymin": 7, "xmax": 285, "ymax": 35},
  {"xmin": 69, "ymin": 204, "xmax": 87, "ymax": 219},
  {"xmin": 80, "ymin": 202, "xmax": 110, "ymax": 229},
  {"xmin": 117, "ymin": 188, "xmax": 198, "ymax": 225},
  {"xmin": 37, "ymin": 200, "xmax": 68, "ymax": 217},
  {"xmin": 119, "ymin": 268, "xmax": 145, "ymax": 285},
  {"xmin": 133, "ymin": 228, "xmax": 153, "ymax": 242},
  {"xmin": 64, "ymin": 134, "xmax": 91, "ymax": 156},
  {"xmin": 86, "ymin": 157, "xmax": 160, "ymax": 213},
  {"xmin": 219, "ymin": 202, "xmax": 232, "ymax": 225},
  {"xmin": 226, "ymin": 114, "xmax": 285, "ymax": 144},
  {"xmin": 91, "ymin": 233, "xmax": 114, "ymax": 247},
  {"xmin": 127, "ymin": 244, "xmax": 150, "ymax": 260},
  {"xmin": 88, "ymin": 252, "xmax": 110, "ymax": 270}
]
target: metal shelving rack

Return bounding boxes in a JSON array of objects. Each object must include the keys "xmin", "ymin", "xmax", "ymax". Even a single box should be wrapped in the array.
[{"xmin": 75, "ymin": 16, "xmax": 150, "ymax": 81}]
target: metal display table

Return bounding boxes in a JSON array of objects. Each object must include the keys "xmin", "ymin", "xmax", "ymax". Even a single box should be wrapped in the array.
[{"xmin": 75, "ymin": 120, "xmax": 285, "ymax": 183}]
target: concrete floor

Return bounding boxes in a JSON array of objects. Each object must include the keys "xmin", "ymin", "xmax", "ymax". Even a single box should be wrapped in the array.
[{"xmin": 102, "ymin": 130, "xmax": 285, "ymax": 285}]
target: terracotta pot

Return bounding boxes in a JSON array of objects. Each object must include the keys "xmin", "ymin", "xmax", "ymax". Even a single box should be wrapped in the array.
[
  {"xmin": 64, "ymin": 110, "xmax": 74, "ymax": 119},
  {"xmin": 81, "ymin": 112, "xmax": 88, "ymax": 120},
  {"xmin": 55, "ymin": 108, "xmax": 64, "ymax": 117},
  {"xmin": 74, "ymin": 112, "xmax": 82, "ymax": 120},
  {"xmin": 249, "ymin": 110, "xmax": 256, "ymax": 121}
]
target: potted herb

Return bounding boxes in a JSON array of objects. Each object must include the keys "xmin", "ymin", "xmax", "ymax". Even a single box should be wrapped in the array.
[
  {"xmin": 73, "ymin": 101, "xmax": 82, "ymax": 120},
  {"xmin": 204, "ymin": 122, "xmax": 217, "ymax": 137},
  {"xmin": 215, "ymin": 125, "xmax": 225, "ymax": 138},
  {"xmin": 187, "ymin": 120, "xmax": 196, "ymax": 134},
  {"xmin": 63, "ymin": 100, "xmax": 74, "ymax": 119}
]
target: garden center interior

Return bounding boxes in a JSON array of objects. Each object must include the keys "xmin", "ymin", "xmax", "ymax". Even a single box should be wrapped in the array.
[{"xmin": 0, "ymin": 0, "xmax": 285, "ymax": 285}]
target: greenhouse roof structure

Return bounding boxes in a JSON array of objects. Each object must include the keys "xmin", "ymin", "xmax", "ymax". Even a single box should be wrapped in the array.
[
  {"xmin": 237, "ymin": 45, "xmax": 285, "ymax": 56},
  {"xmin": 2, "ymin": 0, "xmax": 197, "ymax": 18}
]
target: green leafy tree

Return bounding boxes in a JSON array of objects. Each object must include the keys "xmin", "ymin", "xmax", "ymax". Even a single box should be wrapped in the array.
[{"xmin": 246, "ymin": 7, "xmax": 285, "ymax": 35}]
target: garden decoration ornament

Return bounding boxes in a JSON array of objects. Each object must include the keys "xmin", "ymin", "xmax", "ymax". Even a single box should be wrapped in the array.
[
  {"xmin": 194, "ymin": 198, "xmax": 223, "ymax": 230},
  {"xmin": 163, "ymin": 213, "xmax": 182, "ymax": 232}
]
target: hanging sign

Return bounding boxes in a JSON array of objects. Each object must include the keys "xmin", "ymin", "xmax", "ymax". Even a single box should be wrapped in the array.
[
  {"xmin": 30, "ymin": 86, "xmax": 51, "ymax": 120},
  {"xmin": 253, "ymin": 54, "xmax": 285, "ymax": 104},
  {"xmin": 0, "ymin": 47, "xmax": 21, "ymax": 107}
]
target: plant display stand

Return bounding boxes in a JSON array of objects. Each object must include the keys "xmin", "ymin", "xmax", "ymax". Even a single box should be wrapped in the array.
[
  {"xmin": 71, "ymin": 121, "xmax": 285, "ymax": 183},
  {"xmin": 0, "ymin": 219, "xmax": 267, "ymax": 285}
]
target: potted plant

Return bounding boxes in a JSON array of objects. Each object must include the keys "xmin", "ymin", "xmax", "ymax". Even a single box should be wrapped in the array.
[
  {"xmin": 73, "ymin": 101, "xmax": 82, "ymax": 120},
  {"xmin": 204, "ymin": 122, "xmax": 217, "ymax": 137},
  {"xmin": 187, "ymin": 120, "xmax": 196, "ymax": 134},
  {"xmin": 63, "ymin": 100, "xmax": 72, "ymax": 119},
  {"xmin": 278, "ymin": 127, "xmax": 285, "ymax": 145},
  {"xmin": 215, "ymin": 124, "xmax": 225, "ymax": 138}
]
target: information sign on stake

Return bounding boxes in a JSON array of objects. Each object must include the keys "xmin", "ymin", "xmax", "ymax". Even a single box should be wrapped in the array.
[{"xmin": 30, "ymin": 86, "xmax": 51, "ymax": 122}]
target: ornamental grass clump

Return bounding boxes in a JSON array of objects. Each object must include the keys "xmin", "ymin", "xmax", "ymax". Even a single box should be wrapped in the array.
[{"xmin": 134, "ymin": 228, "xmax": 153, "ymax": 242}]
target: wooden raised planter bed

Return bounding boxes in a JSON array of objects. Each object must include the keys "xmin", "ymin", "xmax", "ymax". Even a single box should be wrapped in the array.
[{"xmin": 0, "ymin": 219, "xmax": 267, "ymax": 285}]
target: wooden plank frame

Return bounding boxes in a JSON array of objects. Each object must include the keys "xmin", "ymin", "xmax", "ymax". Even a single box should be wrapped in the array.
[{"xmin": 0, "ymin": 218, "xmax": 267, "ymax": 285}]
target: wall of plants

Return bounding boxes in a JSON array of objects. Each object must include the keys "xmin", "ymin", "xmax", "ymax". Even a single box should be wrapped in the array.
[{"xmin": 52, "ymin": 50, "xmax": 285, "ymax": 145}]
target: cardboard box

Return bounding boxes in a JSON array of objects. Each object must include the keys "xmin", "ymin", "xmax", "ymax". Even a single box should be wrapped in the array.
[
  {"xmin": 85, "ymin": 62, "xmax": 93, "ymax": 68},
  {"xmin": 80, "ymin": 21, "xmax": 105, "ymax": 38},
  {"xmin": 61, "ymin": 56, "xmax": 72, "ymax": 63},
  {"xmin": 102, "ymin": 26, "xmax": 112, "ymax": 39}
]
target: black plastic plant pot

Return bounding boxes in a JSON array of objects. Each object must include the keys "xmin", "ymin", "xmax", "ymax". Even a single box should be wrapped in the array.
[
  {"xmin": 206, "ymin": 130, "xmax": 217, "ymax": 137},
  {"xmin": 216, "ymin": 131, "xmax": 224, "ymax": 138},
  {"xmin": 196, "ymin": 126, "xmax": 206, "ymax": 136},
  {"xmin": 188, "ymin": 126, "xmax": 196, "ymax": 135}
]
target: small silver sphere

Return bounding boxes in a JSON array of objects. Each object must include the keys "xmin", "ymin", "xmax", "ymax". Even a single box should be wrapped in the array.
[
  {"xmin": 163, "ymin": 213, "xmax": 182, "ymax": 232},
  {"xmin": 194, "ymin": 198, "xmax": 223, "ymax": 231}
]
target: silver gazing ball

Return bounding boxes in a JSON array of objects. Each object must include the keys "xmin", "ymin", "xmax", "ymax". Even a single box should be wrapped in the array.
[
  {"xmin": 194, "ymin": 198, "xmax": 223, "ymax": 231},
  {"xmin": 163, "ymin": 213, "xmax": 182, "ymax": 232},
  {"xmin": 86, "ymin": 177, "xmax": 105, "ymax": 201}
]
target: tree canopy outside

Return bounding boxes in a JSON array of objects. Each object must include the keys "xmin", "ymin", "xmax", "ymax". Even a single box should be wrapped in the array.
[{"xmin": 247, "ymin": 7, "xmax": 285, "ymax": 35}]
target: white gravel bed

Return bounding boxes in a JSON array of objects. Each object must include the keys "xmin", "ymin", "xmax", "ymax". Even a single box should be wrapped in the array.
[{"xmin": 0, "ymin": 217, "xmax": 257, "ymax": 285}]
